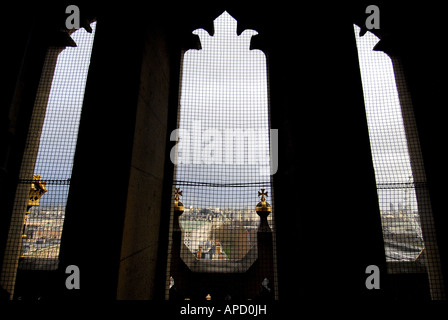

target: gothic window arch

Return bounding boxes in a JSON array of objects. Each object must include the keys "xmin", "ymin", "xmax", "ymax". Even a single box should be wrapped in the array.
[
  {"xmin": 354, "ymin": 24, "xmax": 444, "ymax": 299},
  {"xmin": 167, "ymin": 11, "xmax": 277, "ymax": 300},
  {"xmin": 1, "ymin": 22, "xmax": 96, "ymax": 299}
]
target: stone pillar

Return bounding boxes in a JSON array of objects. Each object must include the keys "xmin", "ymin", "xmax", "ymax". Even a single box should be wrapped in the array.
[
  {"xmin": 254, "ymin": 189, "xmax": 275, "ymax": 300},
  {"xmin": 0, "ymin": 45, "xmax": 65, "ymax": 299},
  {"xmin": 57, "ymin": 11, "xmax": 145, "ymax": 299},
  {"xmin": 392, "ymin": 57, "xmax": 445, "ymax": 300},
  {"xmin": 371, "ymin": 31, "xmax": 446, "ymax": 299},
  {"xmin": 168, "ymin": 188, "xmax": 185, "ymax": 300},
  {"xmin": 268, "ymin": 7, "xmax": 387, "ymax": 301}
]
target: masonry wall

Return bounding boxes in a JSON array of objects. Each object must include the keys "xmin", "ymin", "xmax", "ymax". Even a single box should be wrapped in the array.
[
  {"xmin": 116, "ymin": 19, "xmax": 174, "ymax": 300},
  {"xmin": 57, "ymin": 10, "xmax": 146, "ymax": 299},
  {"xmin": 1, "ymin": 2, "xmax": 447, "ymax": 304}
]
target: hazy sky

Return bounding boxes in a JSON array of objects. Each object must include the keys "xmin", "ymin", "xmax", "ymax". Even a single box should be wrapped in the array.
[
  {"xmin": 31, "ymin": 18, "xmax": 417, "ymax": 212},
  {"xmin": 33, "ymin": 22, "xmax": 97, "ymax": 206},
  {"xmin": 353, "ymin": 25, "xmax": 417, "ymax": 211},
  {"xmin": 174, "ymin": 12, "xmax": 272, "ymax": 209}
]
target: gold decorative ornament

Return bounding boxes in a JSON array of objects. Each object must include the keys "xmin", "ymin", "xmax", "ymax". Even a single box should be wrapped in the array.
[
  {"xmin": 174, "ymin": 187, "xmax": 184, "ymax": 211},
  {"xmin": 256, "ymin": 189, "xmax": 271, "ymax": 212},
  {"xmin": 28, "ymin": 174, "xmax": 48, "ymax": 207}
]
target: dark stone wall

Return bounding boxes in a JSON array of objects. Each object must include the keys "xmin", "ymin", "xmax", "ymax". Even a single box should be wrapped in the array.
[{"xmin": 1, "ymin": 2, "xmax": 447, "ymax": 304}]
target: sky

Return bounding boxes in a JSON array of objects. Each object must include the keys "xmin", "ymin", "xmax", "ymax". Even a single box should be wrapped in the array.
[
  {"xmin": 33, "ymin": 22, "xmax": 97, "ymax": 206},
  {"xmin": 174, "ymin": 11, "xmax": 272, "ymax": 209},
  {"xmin": 30, "ymin": 16, "xmax": 419, "ymax": 213},
  {"xmin": 353, "ymin": 24, "xmax": 418, "ymax": 211}
]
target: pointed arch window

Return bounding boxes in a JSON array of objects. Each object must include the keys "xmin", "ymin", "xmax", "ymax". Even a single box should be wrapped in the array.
[
  {"xmin": 353, "ymin": 25, "xmax": 424, "ymax": 262},
  {"xmin": 167, "ymin": 11, "xmax": 277, "ymax": 299},
  {"xmin": 1, "ymin": 22, "xmax": 97, "ymax": 300},
  {"xmin": 354, "ymin": 24, "xmax": 445, "ymax": 299}
]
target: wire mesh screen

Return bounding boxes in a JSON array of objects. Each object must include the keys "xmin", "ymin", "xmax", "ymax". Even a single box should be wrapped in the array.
[
  {"xmin": 167, "ymin": 12, "xmax": 277, "ymax": 300},
  {"xmin": 1, "ymin": 23, "xmax": 96, "ymax": 297},
  {"xmin": 354, "ymin": 25, "xmax": 445, "ymax": 299},
  {"xmin": 354, "ymin": 25, "xmax": 424, "ymax": 264}
]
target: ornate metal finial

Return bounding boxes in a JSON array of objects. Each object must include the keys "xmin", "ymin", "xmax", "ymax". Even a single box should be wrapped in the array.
[
  {"xmin": 23, "ymin": 175, "xmax": 48, "ymax": 242},
  {"xmin": 256, "ymin": 189, "xmax": 271, "ymax": 213},
  {"xmin": 28, "ymin": 174, "xmax": 48, "ymax": 207},
  {"xmin": 174, "ymin": 187, "xmax": 184, "ymax": 211},
  {"xmin": 175, "ymin": 187, "xmax": 183, "ymax": 202},
  {"xmin": 258, "ymin": 189, "xmax": 268, "ymax": 202}
]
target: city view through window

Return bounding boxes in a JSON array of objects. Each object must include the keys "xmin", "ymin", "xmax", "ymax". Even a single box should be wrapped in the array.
[
  {"xmin": 354, "ymin": 25, "xmax": 425, "ymax": 263},
  {"xmin": 20, "ymin": 23, "xmax": 97, "ymax": 268},
  {"xmin": 172, "ymin": 11, "xmax": 274, "ymax": 263},
  {"xmin": 20, "ymin": 18, "xmax": 425, "ymax": 270}
]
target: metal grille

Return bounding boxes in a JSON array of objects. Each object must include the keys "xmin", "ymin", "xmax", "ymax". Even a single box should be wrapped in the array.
[
  {"xmin": 354, "ymin": 25, "xmax": 445, "ymax": 299},
  {"xmin": 1, "ymin": 23, "xmax": 96, "ymax": 298},
  {"xmin": 167, "ymin": 12, "xmax": 277, "ymax": 300},
  {"xmin": 354, "ymin": 24, "xmax": 424, "ymax": 264}
]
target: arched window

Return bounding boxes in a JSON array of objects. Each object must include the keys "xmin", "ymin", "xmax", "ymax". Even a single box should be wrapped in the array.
[
  {"xmin": 167, "ymin": 11, "xmax": 277, "ymax": 300},
  {"xmin": 1, "ymin": 22, "xmax": 96, "ymax": 298},
  {"xmin": 354, "ymin": 24, "xmax": 444, "ymax": 299}
]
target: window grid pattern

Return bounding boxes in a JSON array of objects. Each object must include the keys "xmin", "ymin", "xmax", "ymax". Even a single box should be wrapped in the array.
[
  {"xmin": 167, "ymin": 12, "xmax": 276, "ymax": 300},
  {"xmin": 1, "ymin": 23, "xmax": 96, "ymax": 298},
  {"xmin": 354, "ymin": 25, "xmax": 445, "ymax": 299},
  {"xmin": 354, "ymin": 25, "xmax": 424, "ymax": 265}
]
